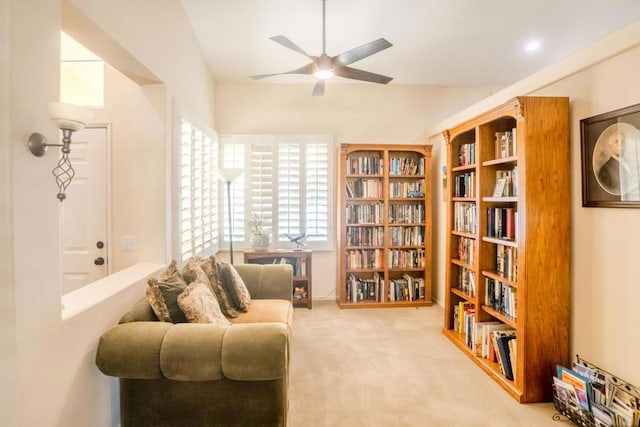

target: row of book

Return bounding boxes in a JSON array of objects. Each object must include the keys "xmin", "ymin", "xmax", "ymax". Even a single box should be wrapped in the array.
[
  {"xmin": 496, "ymin": 243, "xmax": 518, "ymax": 281},
  {"xmin": 454, "ymin": 171, "xmax": 476, "ymax": 198},
  {"xmin": 346, "ymin": 179, "xmax": 383, "ymax": 198},
  {"xmin": 388, "ymin": 248, "xmax": 425, "ymax": 269},
  {"xmin": 486, "ymin": 207, "xmax": 516, "ymax": 240},
  {"xmin": 346, "ymin": 273, "xmax": 426, "ymax": 303},
  {"xmin": 554, "ymin": 358, "xmax": 640, "ymax": 427},
  {"xmin": 454, "ymin": 202, "xmax": 477, "ymax": 234},
  {"xmin": 346, "ymin": 249, "xmax": 382, "ymax": 269},
  {"xmin": 494, "ymin": 129, "xmax": 517, "ymax": 159},
  {"xmin": 457, "ymin": 236, "xmax": 475, "ymax": 264},
  {"xmin": 388, "ymin": 274, "xmax": 425, "ymax": 301},
  {"xmin": 271, "ymin": 257, "xmax": 308, "ymax": 276},
  {"xmin": 493, "ymin": 168, "xmax": 518, "ymax": 197},
  {"xmin": 485, "ymin": 277, "xmax": 516, "ymax": 319},
  {"xmin": 453, "ymin": 302, "xmax": 517, "ymax": 380},
  {"xmin": 389, "ymin": 181, "xmax": 424, "ymax": 198},
  {"xmin": 390, "ymin": 226, "xmax": 424, "ymax": 246},
  {"xmin": 346, "ymin": 273, "xmax": 383, "ymax": 302},
  {"xmin": 346, "ymin": 226, "xmax": 384, "ymax": 247},
  {"xmin": 347, "ymin": 156, "xmax": 383, "ymax": 175},
  {"xmin": 388, "ymin": 204, "xmax": 425, "ymax": 223},
  {"xmin": 388, "ymin": 156, "xmax": 425, "ymax": 176},
  {"xmin": 346, "ymin": 202, "xmax": 384, "ymax": 224},
  {"xmin": 458, "ymin": 267, "xmax": 476, "ymax": 297},
  {"xmin": 458, "ymin": 142, "xmax": 476, "ymax": 166}
]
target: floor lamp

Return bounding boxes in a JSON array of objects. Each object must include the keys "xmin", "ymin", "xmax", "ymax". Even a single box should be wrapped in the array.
[{"xmin": 217, "ymin": 168, "xmax": 243, "ymax": 264}]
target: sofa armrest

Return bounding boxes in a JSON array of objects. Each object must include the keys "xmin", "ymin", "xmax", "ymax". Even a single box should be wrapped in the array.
[
  {"xmin": 234, "ymin": 264, "xmax": 293, "ymax": 302},
  {"xmin": 96, "ymin": 322, "xmax": 289, "ymax": 381}
]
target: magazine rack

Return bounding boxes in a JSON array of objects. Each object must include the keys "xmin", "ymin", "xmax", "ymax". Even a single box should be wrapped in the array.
[{"xmin": 553, "ymin": 355, "xmax": 640, "ymax": 426}]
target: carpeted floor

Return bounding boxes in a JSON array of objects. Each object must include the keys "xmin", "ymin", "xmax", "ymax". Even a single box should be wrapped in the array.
[{"xmin": 288, "ymin": 300, "xmax": 561, "ymax": 427}]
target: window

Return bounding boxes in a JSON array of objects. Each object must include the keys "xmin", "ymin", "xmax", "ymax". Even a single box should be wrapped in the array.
[
  {"xmin": 178, "ymin": 117, "xmax": 220, "ymax": 262},
  {"xmin": 220, "ymin": 135, "xmax": 333, "ymax": 250}
]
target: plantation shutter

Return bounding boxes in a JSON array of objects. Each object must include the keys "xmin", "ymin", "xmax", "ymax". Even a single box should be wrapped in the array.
[
  {"xmin": 222, "ymin": 141, "xmax": 246, "ymax": 242},
  {"xmin": 250, "ymin": 141, "xmax": 275, "ymax": 235},
  {"xmin": 305, "ymin": 142, "xmax": 329, "ymax": 241},
  {"xmin": 277, "ymin": 141, "xmax": 302, "ymax": 240},
  {"xmin": 179, "ymin": 118, "xmax": 219, "ymax": 262}
]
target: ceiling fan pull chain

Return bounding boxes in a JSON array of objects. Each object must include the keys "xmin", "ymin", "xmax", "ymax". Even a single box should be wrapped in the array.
[{"xmin": 321, "ymin": 0, "xmax": 327, "ymax": 55}]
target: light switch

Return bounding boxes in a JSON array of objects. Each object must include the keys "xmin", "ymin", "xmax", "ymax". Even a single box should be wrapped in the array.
[{"xmin": 122, "ymin": 236, "xmax": 137, "ymax": 251}]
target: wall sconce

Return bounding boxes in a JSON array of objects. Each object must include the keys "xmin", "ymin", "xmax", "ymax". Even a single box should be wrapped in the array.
[{"xmin": 28, "ymin": 102, "xmax": 94, "ymax": 201}]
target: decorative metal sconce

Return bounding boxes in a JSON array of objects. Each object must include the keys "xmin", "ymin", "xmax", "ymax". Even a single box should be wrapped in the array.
[{"xmin": 28, "ymin": 102, "xmax": 94, "ymax": 201}]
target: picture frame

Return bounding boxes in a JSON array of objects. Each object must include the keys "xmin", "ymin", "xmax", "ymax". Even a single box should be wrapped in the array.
[{"xmin": 580, "ymin": 103, "xmax": 640, "ymax": 207}]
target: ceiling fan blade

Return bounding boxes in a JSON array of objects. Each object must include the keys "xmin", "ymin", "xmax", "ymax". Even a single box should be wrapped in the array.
[
  {"xmin": 334, "ymin": 66, "xmax": 393, "ymax": 84},
  {"xmin": 333, "ymin": 38, "xmax": 393, "ymax": 67},
  {"xmin": 270, "ymin": 35, "xmax": 316, "ymax": 61},
  {"xmin": 312, "ymin": 80, "xmax": 325, "ymax": 97},
  {"xmin": 251, "ymin": 63, "xmax": 316, "ymax": 80}
]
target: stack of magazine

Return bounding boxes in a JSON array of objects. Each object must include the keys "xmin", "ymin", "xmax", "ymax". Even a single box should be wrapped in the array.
[{"xmin": 553, "ymin": 356, "xmax": 640, "ymax": 427}]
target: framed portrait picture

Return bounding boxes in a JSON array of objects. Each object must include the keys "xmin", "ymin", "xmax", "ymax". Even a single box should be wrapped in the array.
[{"xmin": 580, "ymin": 103, "xmax": 640, "ymax": 208}]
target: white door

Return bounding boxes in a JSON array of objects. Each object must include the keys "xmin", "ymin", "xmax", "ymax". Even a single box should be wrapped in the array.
[{"xmin": 61, "ymin": 125, "xmax": 109, "ymax": 294}]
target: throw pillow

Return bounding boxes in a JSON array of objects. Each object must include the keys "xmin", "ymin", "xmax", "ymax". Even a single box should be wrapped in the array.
[
  {"xmin": 178, "ymin": 281, "xmax": 231, "ymax": 325},
  {"xmin": 199, "ymin": 255, "xmax": 241, "ymax": 318},
  {"xmin": 181, "ymin": 256, "xmax": 211, "ymax": 286},
  {"xmin": 217, "ymin": 260, "xmax": 252, "ymax": 312},
  {"xmin": 146, "ymin": 262, "xmax": 189, "ymax": 323}
]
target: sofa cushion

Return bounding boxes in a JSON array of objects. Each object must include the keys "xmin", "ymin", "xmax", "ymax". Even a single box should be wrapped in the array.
[
  {"xmin": 228, "ymin": 299, "xmax": 293, "ymax": 328},
  {"xmin": 218, "ymin": 261, "xmax": 252, "ymax": 312},
  {"xmin": 178, "ymin": 281, "xmax": 231, "ymax": 326},
  {"xmin": 145, "ymin": 261, "xmax": 188, "ymax": 323},
  {"xmin": 200, "ymin": 255, "xmax": 241, "ymax": 318}
]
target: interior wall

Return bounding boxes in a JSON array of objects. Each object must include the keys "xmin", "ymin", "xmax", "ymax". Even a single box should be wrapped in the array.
[
  {"xmin": 92, "ymin": 64, "xmax": 167, "ymax": 272},
  {"xmin": 531, "ymin": 44, "xmax": 640, "ymax": 386},
  {"xmin": 216, "ymin": 82, "xmax": 493, "ymax": 299},
  {"xmin": 8, "ymin": 1, "xmax": 217, "ymax": 426},
  {"xmin": 430, "ymin": 41, "xmax": 640, "ymax": 386}
]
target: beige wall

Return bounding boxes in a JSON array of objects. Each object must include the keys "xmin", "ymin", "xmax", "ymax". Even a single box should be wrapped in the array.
[
  {"xmin": 6, "ymin": 1, "xmax": 216, "ymax": 425},
  {"xmin": 216, "ymin": 82, "xmax": 493, "ymax": 299},
  {"xmin": 430, "ymin": 26, "xmax": 640, "ymax": 386}
]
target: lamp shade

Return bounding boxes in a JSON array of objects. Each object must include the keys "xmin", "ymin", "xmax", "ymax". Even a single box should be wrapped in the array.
[
  {"xmin": 216, "ymin": 168, "xmax": 243, "ymax": 183},
  {"xmin": 48, "ymin": 102, "xmax": 94, "ymax": 132}
]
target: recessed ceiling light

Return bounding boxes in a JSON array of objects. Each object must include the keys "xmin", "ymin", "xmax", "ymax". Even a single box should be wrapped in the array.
[{"xmin": 525, "ymin": 40, "xmax": 542, "ymax": 52}]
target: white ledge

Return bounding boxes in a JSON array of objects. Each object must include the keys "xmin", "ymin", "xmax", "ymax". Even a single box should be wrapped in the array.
[{"xmin": 61, "ymin": 262, "xmax": 165, "ymax": 320}]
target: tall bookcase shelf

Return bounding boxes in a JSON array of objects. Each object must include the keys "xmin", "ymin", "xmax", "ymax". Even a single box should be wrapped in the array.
[
  {"xmin": 442, "ymin": 97, "xmax": 570, "ymax": 403},
  {"xmin": 337, "ymin": 144, "xmax": 432, "ymax": 308}
]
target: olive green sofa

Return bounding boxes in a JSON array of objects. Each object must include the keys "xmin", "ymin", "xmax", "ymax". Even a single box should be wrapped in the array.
[{"xmin": 95, "ymin": 263, "xmax": 294, "ymax": 427}]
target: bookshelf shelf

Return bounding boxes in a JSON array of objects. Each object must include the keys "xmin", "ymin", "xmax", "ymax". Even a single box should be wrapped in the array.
[
  {"xmin": 243, "ymin": 249, "xmax": 312, "ymax": 309},
  {"xmin": 337, "ymin": 144, "xmax": 432, "ymax": 308},
  {"xmin": 443, "ymin": 97, "xmax": 570, "ymax": 403}
]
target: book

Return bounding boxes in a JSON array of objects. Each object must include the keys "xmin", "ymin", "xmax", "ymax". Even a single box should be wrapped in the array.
[
  {"xmin": 492, "ymin": 178, "xmax": 507, "ymax": 197},
  {"xmin": 553, "ymin": 376, "xmax": 582, "ymax": 412},
  {"xmin": 496, "ymin": 335, "xmax": 516, "ymax": 380},
  {"xmin": 557, "ymin": 365, "xmax": 591, "ymax": 411}
]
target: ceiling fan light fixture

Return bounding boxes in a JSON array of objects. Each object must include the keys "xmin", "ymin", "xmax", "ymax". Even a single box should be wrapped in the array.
[{"xmin": 314, "ymin": 69, "xmax": 334, "ymax": 80}]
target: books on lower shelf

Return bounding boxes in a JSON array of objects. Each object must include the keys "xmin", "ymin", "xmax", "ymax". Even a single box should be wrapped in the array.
[
  {"xmin": 271, "ymin": 257, "xmax": 308, "ymax": 276},
  {"xmin": 553, "ymin": 356, "xmax": 640, "ymax": 427},
  {"xmin": 347, "ymin": 273, "xmax": 384, "ymax": 302},
  {"xmin": 485, "ymin": 277, "xmax": 516, "ymax": 319},
  {"xmin": 388, "ymin": 275, "xmax": 425, "ymax": 302}
]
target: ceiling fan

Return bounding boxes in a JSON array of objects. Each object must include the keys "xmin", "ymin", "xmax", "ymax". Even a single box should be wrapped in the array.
[{"xmin": 250, "ymin": 0, "xmax": 393, "ymax": 96}]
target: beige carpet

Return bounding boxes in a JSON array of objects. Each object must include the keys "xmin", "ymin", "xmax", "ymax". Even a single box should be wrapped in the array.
[{"xmin": 288, "ymin": 301, "xmax": 562, "ymax": 427}]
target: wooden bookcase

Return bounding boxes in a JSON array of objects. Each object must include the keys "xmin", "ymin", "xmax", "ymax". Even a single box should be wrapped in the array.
[
  {"xmin": 336, "ymin": 144, "xmax": 432, "ymax": 308},
  {"xmin": 243, "ymin": 249, "xmax": 312, "ymax": 309},
  {"xmin": 442, "ymin": 96, "xmax": 570, "ymax": 403}
]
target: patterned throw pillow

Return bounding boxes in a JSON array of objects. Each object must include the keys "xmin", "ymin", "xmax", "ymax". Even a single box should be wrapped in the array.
[
  {"xmin": 146, "ymin": 261, "xmax": 188, "ymax": 323},
  {"xmin": 178, "ymin": 281, "xmax": 230, "ymax": 325},
  {"xmin": 181, "ymin": 256, "xmax": 210, "ymax": 286},
  {"xmin": 217, "ymin": 260, "xmax": 252, "ymax": 312},
  {"xmin": 199, "ymin": 255, "xmax": 241, "ymax": 318}
]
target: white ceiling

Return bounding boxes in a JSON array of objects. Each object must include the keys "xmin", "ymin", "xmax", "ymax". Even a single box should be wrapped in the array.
[{"xmin": 179, "ymin": 0, "xmax": 640, "ymax": 89}]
